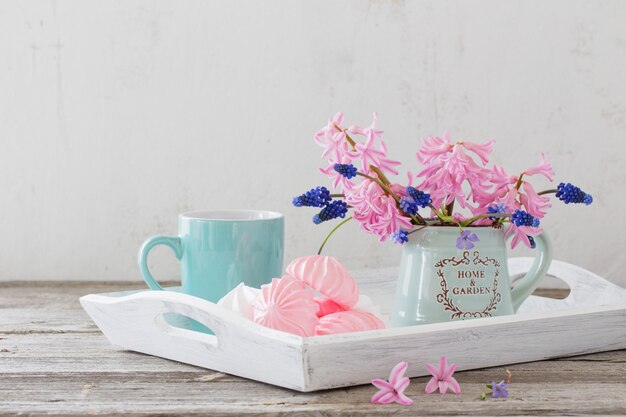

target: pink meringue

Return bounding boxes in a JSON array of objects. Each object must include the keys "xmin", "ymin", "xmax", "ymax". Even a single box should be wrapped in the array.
[
  {"xmin": 251, "ymin": 275, "xmax": 319, "ymax": 337},
  {"xmin": 315, "ymin": 310, "xmax": 385, "ymax": 336},
  {"xmin": 286, "ymin": 255, "xmax": 359, "ymax": 309},
  {"xmin": 314, "ymin": 297, "xmax": 347, "ymax": 318}
]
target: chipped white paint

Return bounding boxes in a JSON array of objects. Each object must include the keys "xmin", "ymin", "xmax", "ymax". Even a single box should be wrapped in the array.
[{"xmin": 80, "ymin": 258, "xmax": 626, "ymax": 392}]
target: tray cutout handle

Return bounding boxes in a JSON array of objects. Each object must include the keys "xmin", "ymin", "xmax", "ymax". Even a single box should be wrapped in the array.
[{"xmin": 154, "ymin": 312, "xmax": 219, "ymax": 349}]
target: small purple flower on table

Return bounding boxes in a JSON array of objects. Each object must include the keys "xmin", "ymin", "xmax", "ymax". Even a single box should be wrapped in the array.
[
  {"xmin": 491, "ymin": 380, "xmax": 509, "ymax": 398},
  {"xmin": 424, "ymin": 356, "xmax": 461, "ymax": 395},
  {"xmin": 456, "ymin": 230, "xmax": 479, "ymax": 250},
  {"xmin": 370, "ymin": 361, "xmax": 414, "ymax": 406}
]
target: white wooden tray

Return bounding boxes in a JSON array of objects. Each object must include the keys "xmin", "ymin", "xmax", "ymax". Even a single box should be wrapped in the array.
[{"xmin": 80, "ymin": 258, "xmax": 626, "ymax": 392}]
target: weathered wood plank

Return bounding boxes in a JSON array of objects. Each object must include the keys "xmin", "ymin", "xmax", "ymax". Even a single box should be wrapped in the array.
[{"xmin": 1, "ymin": 280, "xmax": 626, "ymax": 416}]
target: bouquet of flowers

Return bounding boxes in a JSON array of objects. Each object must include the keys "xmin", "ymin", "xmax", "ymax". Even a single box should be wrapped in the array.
[{"xmin": 293, "ymin": 112, "xmax": 593, "ymax": 253}]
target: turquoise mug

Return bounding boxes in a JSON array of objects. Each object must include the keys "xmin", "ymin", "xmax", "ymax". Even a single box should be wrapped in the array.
[
  {"xmin": 392, "ymin": 226, "xmax": 552, "ymax": 326},
  {"xmin": 138, "ymin": 210, "xmax": 284, "ymax": 303}
]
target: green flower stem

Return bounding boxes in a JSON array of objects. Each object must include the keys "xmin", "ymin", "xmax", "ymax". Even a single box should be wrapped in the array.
[
  {"xmin": 429, "ymin": 203, "xmax": 447, "ymax": 221},
  {"xmin": 330, "ymin": 193, "xmax": 345, "ymax": 198},
  {"xmin": 317, "ymin": 216, "xmax": 352, "ymax": 255},
  {"xmin": 537, "ymin": 189, "xmax": 557, "ymax": 196},
  {"xmin": 460, "ymin": 213, "xmax": 510, "ymax": 227},
  {"xmin": 356, "ymin": 172, "xmax": 427, "ymax": 225}
]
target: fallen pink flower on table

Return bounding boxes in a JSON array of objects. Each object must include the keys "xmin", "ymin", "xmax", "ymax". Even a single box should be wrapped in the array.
[
  {"xmin": 370, "ymin": 361, "xmax": 414, "ymax": 406},
  {"xmin": 424, "ymin": 356, "xmax": 461, "ymax": 395}
]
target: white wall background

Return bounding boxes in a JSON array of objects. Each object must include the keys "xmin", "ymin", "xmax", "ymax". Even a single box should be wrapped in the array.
[{"xmin": 1, "ymin": 0, "xmax": 625, "ymax": 286}]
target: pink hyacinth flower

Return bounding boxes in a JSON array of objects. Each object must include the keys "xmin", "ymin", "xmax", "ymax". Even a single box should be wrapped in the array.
[
  {"xmin": 342, "ymin": 113, "xmax": 401, "ymax": 175},
  {"xmin": 350, "ymin": 131, "xmax": 401, "ymax": 175},
  {"xmin": 519, "ymin": 181, "xmax": 552, "ymax": 219},
  {"xmin": 314, "ymin": 112, "xmax": 351, "ymax": 163},
  {"xmin": 416, "ymin": 133, "xmax": 493, "ymax": 209},
  {"xmin": 345, "ymin": 179, "xmax": 412, "ymax": 241},
  {"xmin": 371, "ymin": 361, "xmax": 414, "ymax": 406},
  {"xmin": 251, "ymin": 276, "xmax": 319, "ymax": 337},
  {"xmin": 505, "ymin": 223, "xmax": 543, "ymax": 249},
  {"xmin": 353, "ymin": 196, "xmax": 413, "ymax": 241},
  {"xmin": 346, "ymin": 111, "xmax": 384, "ymax": 138},
  {"xmin": 524, "ymin": 152, "xmax": 555, "ymax": 181},
  {"xmin": 319, "ymin": 155, "xmax": 355, "ymax": 192},
  {"xmin": 424, "ymin": 356, "xmax": 461, "ymax": 395}
]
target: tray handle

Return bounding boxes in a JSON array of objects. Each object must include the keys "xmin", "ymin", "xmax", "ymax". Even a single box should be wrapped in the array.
[
  {"xmin": 508, "ymin": 258, "xmax": 626, "ymax": 311},
  {"xmin": 80, "ymin": 289, "xmax": 302, "ymax": 354}
]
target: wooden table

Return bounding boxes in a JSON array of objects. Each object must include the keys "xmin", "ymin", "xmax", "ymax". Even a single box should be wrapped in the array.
[{"xmin": 1, "ymin": 281, "xmax": 625, "ymax": 416}]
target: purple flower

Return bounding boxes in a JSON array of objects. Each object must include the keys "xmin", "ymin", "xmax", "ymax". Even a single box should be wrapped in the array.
[
  {"xmin": 492, "ymin": 380, "xmax": 509, "ymax": 398},
  {"xmin": 399, "ymin": 197, "xmax": 418, "ymax": 215},
  {"xmin": 405, "ymin": 187, "xmax": 432, "ymax": 208},
  {"xmin": 333, "ymin": 163, "xmax": 358, "ymax": 179},
  {"xmin": 556, "ymin": 182, "xmax": 593, "ymax": 205},
  {"xmin": 487, "ymin": 203, "xmax": 507, "ymax": 220},
  {"xmin": 391, "ymin": 229, "xmax": 409, "ymax": 244},
  {"xmin": 312, "ymin": 200, "xmax": 348, "ymax": 224},
  {"xmin": 292, "ymin": 186, "xmax": 331, "ymax": 208},
  {"xmin": 456, "ymin": 230, "xmax": 479, "ymax": 250}
]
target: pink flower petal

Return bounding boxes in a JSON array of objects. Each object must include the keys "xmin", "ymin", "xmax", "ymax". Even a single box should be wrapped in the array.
[
  {"xmin": 395, "ymin": 377, "xmax": 410, "ymax": 394},
  {"xmin": 424, "ymin": 377, "xmax": 439, "ymax": 394},
  {"xmin": 370, "ymin": 389, "xmax": 393, "ymax": 404},
  {"xmin": 438, "ymin": 356, "xmax": 448, "ymax": 374},
  {"xmin": 426, "ymin": 363, "xmax": 441, "ymax": 379},
  {"xmin": 378, "ymin": 391, "xmax": 398, "ymax": 404},
  {"xmin": 396, "ymin": 392, "xmax": 414, "ymax": 406},
  {"xmin": 447, "ymin": 376, "xmax": 462, "ymax": 394},
  {"xmin": 371, "ymin": 378, "xmax": 393, "ymax": 391},
  {"xmin": 442, "ymin": 363, "xmax": 457, "ymax": 379},
  {"xmin": 438, "ymin": 380, "xmax": 449, "ymax": 394},
  {"xmin": 389, "ymin": 361, "xmax": 408, "ymax": 386},
  {"xmin": 524, "ymin": 152, "xmax": 555, "ymax": 181}
]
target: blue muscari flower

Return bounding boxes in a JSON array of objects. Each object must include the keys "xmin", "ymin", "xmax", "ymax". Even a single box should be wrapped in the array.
[
  {"xmin": 391, "ymin": 229, "xmax": 409, "ymax": 244},
  {"xmin": 528, "ymin": 236, "xmax": 537, "ymax": 249},
  {"xmin": 292, "ymin": 186, "xmax": 331, "ymax": 208},
  {"xmin": 487, "ymin": 203, "xmax": 507, "ymax": 220},
  {"xmin": 555, "ymin": 182, "xmax": 593, "ymax": 205},
  {"xmin": 511, "ymin": 210, "xmax": 540, "ymax": 227},
  {"xmin": 405, "ymin": 187, "xmax": 432, "ymax": 208},
  {"xmin": 333, "ymin": 163, "xmax": 357, "ymax": 179},
  {"xmin": 399, "ymin": 197, "xmax": 418, "ymax": 215},
  {"xmin": 312, "ymin": 200, "xmax": 348, "ymax": 224}
]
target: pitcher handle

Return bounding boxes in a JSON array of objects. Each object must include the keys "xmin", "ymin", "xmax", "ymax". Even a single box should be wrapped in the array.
[{"xmin": 510, "ymin": 232, "xmax": 552, "ymax": 311}]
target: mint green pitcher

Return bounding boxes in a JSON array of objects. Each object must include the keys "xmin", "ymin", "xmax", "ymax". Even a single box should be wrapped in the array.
[{"xmin": 392, "ymin": 226, "xmax": 552, "ymax": 326}]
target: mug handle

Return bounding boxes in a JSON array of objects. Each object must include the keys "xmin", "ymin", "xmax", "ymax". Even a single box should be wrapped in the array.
[
  {"xmin": 138, "ymin": 236, "xmax": 183, "ymax": 291},
  {"xmin": 510, "ymin": 232, "xmax": 553, "ymax": 312}
]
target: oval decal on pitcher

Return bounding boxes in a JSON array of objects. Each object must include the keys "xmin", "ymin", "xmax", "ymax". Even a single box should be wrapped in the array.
[{"xmin": 435, "ymin": 251, "xmax": 502, "ymax": 319}]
